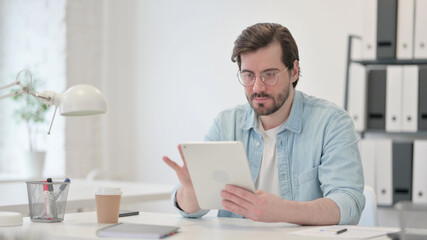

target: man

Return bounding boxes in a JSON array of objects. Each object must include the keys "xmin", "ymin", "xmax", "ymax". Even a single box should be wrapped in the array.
[{"xmin": 163, "ymin": 23, "xmax": 365, "ymax": 225}]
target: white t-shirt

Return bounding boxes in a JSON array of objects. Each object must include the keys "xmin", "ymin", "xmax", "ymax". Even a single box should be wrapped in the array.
[{"xmin": 255, "ymin": 118, "xmax": 284, "ymax": 197}]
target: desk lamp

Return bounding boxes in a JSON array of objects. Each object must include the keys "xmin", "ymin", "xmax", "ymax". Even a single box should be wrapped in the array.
[
  {"xmin": 0, "ymin": 69, "xmax": 107, "ymax": 133},
  {"xmin": 0, "ymin": 70, "xmax": 107, "ymax": 226}
]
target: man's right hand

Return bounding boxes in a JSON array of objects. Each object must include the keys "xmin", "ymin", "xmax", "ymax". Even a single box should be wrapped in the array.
[{"xmin": 162, "ymin": 144, "xmax": 201, "ymax": 213}]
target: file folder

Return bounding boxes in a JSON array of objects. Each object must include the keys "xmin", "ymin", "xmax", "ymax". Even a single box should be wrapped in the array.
[
  {"xmin": 392, "ymin": 142, "xmax": 413, "ymax": 204},
  {"xmin": 414, "ymin": 0, "xmax": 427, "ymax": 59},
  {"xmin": 367, "ymin": 68, "xmax": 387, "ymax": 130},
  {"xmin": 419, "ymin": 67, "xmax": 427, "ymax": 130},
  {"xmin": 386, "ymin": 66, "xmax": 403, "ymax": 132},
  {"xmin": 362, "ymin": 0, "xmax": 378, "ymax": 60},
  {"xmin": 376, "ymin": 140, "xmax": 413, "ymax": 206},
  {"xmin": 397, "ymin": 0, "xmax": 415, "ymax": 59},
  {"xmin": 348, "ymin": 64, "xmax": 367, "ymax": 132},
  {"xmin": 402, "ymin": 66, "xmax": 419, "ymax": 132},
  {"xmin": 376, "ymin": 140, "xmax": 393, "ymax": 206},
  {"xmin": 412, "ymin": 140, "xmax": 427, "ymax": 204},
  {"xmin": 377, "ymin": 0, "xmax": 398, "ymax": 59}
]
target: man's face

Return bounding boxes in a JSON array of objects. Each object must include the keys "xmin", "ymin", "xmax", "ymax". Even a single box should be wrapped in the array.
[{"xmin": 240, "ymin": 41, "xmax": 296, "ymax": 116}]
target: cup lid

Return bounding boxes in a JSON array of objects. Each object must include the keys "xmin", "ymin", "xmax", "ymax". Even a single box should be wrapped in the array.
[{"xmin": 95, "ymin": 186, "xmax": 122, "ymax": 195}]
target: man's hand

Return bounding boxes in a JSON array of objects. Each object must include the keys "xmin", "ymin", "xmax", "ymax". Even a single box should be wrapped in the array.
[
  {"xmin": 220, "ymin": 185, "xmax": 286, "ymax": 222},
  {"xmin": 162, "ymin": 145, "xmax": 201, "ymax": 213},
  {"xmin": 221, "ymin": 184, "xmax": 340, "ymax": 225}
]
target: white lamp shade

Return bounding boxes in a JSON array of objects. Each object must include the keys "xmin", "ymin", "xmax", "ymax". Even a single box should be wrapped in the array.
[{"xmin": 59, "ymin": 84, "xmax": 107, "ymax": 116}]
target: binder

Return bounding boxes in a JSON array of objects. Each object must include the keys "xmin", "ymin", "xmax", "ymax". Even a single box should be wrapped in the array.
[
  {"xmin": 392, "ymin": 142, "xmax": 413, "ymax": 203},
  {"xmin": 419, "ymin": 67, "xmax": 427, "ymax": 130},
  {"xmin": 362, "ymin": 0, "xmax": 378, "ymax": 60},
  {"xmin": 414, "ymin": 0, "xmax": 427, "ymax": 59},
  {"xmin": 367, "ymin": 68, "xmax": 387, "ymax": 130},
  {"xmin": 386, "ymin": 66, "xmax": 403, "ymax": 132},
  {"xmin": 412, "ymin": 140, "xmax": 427, "ymax": 204},
  {"xmin": 348, "ymin": 64, "xmax": 367, "ymax": 132},
  {"xmin": 401, "ymin": 66, "xmax": 419, "ymax": 132},
  {"xmin": 375, "ymin": 140, "xmax": 413, "ymax": 206},
  {"xmin": 376, "ymin": 140, "xmax": 393, "ymax": 206},
  {"xmin": 396, "ymin": 0, "xmax": 415, "ymax": 59},
  {"xmin": 359, "ymin": 139, "xmax": 376, "ymax": 190},
  {"xmin": 376, "ymin": 0, "xmax": 398, "ymax": 59}
]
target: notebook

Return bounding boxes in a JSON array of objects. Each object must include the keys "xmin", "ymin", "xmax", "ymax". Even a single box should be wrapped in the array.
[{"xmin": 97, "ymin": 222, "xmax": 179, "ymax": 239}]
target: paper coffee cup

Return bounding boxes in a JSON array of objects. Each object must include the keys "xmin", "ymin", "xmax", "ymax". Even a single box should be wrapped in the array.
[{"xmin": 95, "ymin": 187, "xmax": 122, "ymax": 223}]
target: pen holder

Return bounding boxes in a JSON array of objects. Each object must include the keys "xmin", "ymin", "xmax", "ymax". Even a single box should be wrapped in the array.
[{"xmin": 26, "ymin": 180, "xmax": 70, "ymax": 222}]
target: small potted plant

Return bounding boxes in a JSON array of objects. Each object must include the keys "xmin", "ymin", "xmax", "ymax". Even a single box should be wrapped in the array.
[{"xmin": 12, "ymin": 77, "xmax": 50, "ymax": 178}]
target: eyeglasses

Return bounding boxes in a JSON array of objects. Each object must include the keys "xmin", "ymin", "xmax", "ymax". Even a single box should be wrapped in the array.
[{"xmin": 236, "ymin": 67, "xmax": 289, "ymax": 87}]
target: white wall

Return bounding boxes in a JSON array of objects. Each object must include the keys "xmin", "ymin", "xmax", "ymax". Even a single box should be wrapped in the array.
[
  {"xmin": 100, "ymin": 0, "xmax": 364, "ymax": 184},
  {"xmin": 65, "ymin": 0, "xmax": 106, "ymax": 178}
]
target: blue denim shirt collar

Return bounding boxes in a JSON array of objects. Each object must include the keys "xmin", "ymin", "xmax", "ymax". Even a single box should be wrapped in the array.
[{"xmin": 241, "ymin": 90, "xmax": 303, "ymax": 134}]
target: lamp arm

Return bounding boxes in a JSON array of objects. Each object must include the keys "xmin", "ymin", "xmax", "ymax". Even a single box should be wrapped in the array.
[
  {"xmin": 36, "ymin": 91, "xmax": 62, "ymax": 106},
  {"xmin": 0, "ymin": 70, "xmax": 34, "ymax": 99},
  {"xmin": 36, "ymin": 91, "xmax": 63, "ymax": 135},
  {"xmin": 29, "ymin": 91, "xmax": 53, "ymax": 103},
  {"xmin": 0, "ymin": 70, "xmax": 54, "ymax": 102},
  {"xmin": 0, "ymin": 81, "xmax": 20, "ymax": 91},
  {"xmin": 0, "ymin": 89, "xmax": 24, "ymax": 100},
  {"xmin": 0, "ymin": 79, "xmax": 55, "ymax": 104},
  {"xmin": 0, "ymin": 81, "xmax": 23, "ymax": 100}
]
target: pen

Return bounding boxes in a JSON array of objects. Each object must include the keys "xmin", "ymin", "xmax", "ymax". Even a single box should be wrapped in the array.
[
  {"xmin": 336, "ymin": 228, "xmax": 347, "ymax": 235},
  {"xmin": 55, "ymin": 177, "xmax": 71, "ymax": 200}
]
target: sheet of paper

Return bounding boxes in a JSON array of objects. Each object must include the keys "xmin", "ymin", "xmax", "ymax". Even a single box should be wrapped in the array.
[{"xmin": 289, "ymin": 225, "xmax": 399, "ymax": 239}]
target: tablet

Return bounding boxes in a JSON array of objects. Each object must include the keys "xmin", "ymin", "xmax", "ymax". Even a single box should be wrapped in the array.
[{"xmin": 181, "ymin": 141, "xmax": 255, "ymax": 209}]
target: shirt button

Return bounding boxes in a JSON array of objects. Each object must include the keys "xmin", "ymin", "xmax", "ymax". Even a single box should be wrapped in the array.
[{"xmin": 256, "ymin": 142, "xmax": 260, "ymax": 147}]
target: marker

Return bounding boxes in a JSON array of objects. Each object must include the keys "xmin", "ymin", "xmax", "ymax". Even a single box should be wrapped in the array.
[
  {"xmin": 43, "ymin": 180, "xmax": 53, "ymax": 220},
  {"xmin": 336, "ymin": 228, "xmax": 347, "ymax": 235},
  {"xmin": 46, "ymin": 178, "xmax": 58, "ymax": 219}
]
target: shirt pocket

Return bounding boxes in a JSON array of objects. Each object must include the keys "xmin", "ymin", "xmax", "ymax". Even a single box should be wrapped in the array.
[{"xmin": 295, "ymin": 166, "xmax": 322, "ymax": 201}]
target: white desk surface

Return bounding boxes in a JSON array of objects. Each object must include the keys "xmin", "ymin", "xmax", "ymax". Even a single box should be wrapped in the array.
[
  {"xmin": 0, "ymin": 211, "xmax": 399, "ymax": 240},
  {"xmin": 0, "ymin": 179, "xmax": 174, "ymax": 215}
]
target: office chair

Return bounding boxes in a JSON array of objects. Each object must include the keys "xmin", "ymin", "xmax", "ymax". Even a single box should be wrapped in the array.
[{"xmin": 358, "ymin": 185, "xmax": 378, "ymax": 226}]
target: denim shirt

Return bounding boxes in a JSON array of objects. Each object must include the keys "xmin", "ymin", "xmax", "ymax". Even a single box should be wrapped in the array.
[{"xmin": 172, "ymin": 90, "xmax": 365, "ymax": 225}]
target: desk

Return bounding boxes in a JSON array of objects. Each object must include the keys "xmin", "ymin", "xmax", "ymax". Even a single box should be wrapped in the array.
[
  {"xmin": 0, "ymin": 179, "xmax": 174, "ymax": 215},
  {"xmin": 0, "ymin": 211, "xmax": 399, "ymax": 240}
]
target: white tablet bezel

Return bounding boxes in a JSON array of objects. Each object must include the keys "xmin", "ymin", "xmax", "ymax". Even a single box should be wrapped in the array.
[{"xmin": 181, "ymin": 141, "xmax": 255, "ymax": 210}]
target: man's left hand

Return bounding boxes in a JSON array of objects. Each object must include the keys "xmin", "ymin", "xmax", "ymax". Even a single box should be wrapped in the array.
[{"xmin": 220, "ymin": 184, "xmax": 286, "ymax": 222}]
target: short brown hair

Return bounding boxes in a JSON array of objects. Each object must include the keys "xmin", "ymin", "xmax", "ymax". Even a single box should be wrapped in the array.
[{"xmin": 231, "ymin": 23, "xmax": 300, "ymax": 87}]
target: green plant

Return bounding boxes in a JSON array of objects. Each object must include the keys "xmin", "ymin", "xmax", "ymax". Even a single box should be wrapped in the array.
[{"xmin": 11, "ymin": 78, "xmax": 50, "ymax": 152}]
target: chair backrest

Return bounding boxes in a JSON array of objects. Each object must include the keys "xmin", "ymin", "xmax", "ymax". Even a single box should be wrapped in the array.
[{"xmin": 358, "ymin": 185, "xmax": 378, "ymax": 226}]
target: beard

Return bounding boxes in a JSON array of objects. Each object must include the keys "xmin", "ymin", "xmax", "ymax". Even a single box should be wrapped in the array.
[{"xmin": 247, "ymin": 88, "xmax": 290, "ymax": 116}]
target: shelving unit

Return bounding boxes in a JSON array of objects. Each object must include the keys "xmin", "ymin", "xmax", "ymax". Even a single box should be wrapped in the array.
[
  {"xmin": 344, "ymin": 35, "xmax": 427, "ymax": 112},
  {"xmin": 344, "ymin": 34, "xmax": 427, "ymax": 207},
  {"xmin": 344, "ymin": 35, "xmax": 427, "ymax": 136}
]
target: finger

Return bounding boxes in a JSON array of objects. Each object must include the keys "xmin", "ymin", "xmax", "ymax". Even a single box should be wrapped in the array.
[
  {"xmin": 162, "ymin": 156, "xmax": 182, "ymax": 172},
  {"xmin": 177, "ymin": 144, "xmax": 188, "ymax": 168},
  {"xmin": 222, "ymin": 199, "xmax": 250, "ymax": 217},
  {"xmin": 225, "ymin": 185, "xmax": 259, "ymax": 204},
  {"xmin": 221, "ymin": 190, "xmax": 253, "ymax": 209}
]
